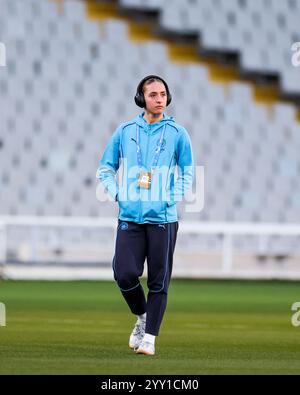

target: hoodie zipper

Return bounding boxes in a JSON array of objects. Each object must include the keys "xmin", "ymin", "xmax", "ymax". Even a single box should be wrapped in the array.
[
  {"xmin": 145, "ymin": 127, "xmax": 150, "ymax": 168},
  {"xmin": 139, "ymin": 128, "xmax": 150, "ymax": 223},
  {"xmin": 137, "ymin": 126, "xmax": 143, "ymax": 223},
  {"xmin": 138, "ymin": 124, "xmax": 164, "ymax": 223},
  {"xmin": 137, "ymin": 127, "xmax": 151, "ymax": 223},
  {"xmin": 164, "ymin": 152, "xmax": 174, "ymax": 223},
  {"xmin": 145, "ymin": 125, "xmax": 164, "ymax": 170}
]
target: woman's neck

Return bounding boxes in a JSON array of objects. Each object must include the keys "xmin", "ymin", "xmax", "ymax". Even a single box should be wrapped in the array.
[{"xmin": 143, "ymin": 111, "xmax": 164, "ymax": 124}]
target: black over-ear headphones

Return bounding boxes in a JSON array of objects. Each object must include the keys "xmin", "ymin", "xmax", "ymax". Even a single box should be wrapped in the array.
[{"xmin": 134, "ymin": 75, "xmax": 172, "ymax": 108}]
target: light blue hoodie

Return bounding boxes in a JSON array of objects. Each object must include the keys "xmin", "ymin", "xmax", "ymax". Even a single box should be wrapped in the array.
[{"xmin": 97, "ymin": 112, "xmax": 194, "ymax": 224}]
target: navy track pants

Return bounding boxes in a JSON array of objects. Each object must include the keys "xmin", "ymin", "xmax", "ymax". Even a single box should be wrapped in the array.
[{"xmin": 112, "ymin": 219, "xmax": 179, "ymax": 336}]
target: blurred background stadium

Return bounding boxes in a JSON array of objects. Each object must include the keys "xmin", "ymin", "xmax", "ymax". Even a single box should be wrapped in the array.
[
  {"xmin": 1, "ymin": 0, "xmax": 300, "ymax": 280},
  {"xmin": 1, "ymin": 0, "xmax": 300, "ymax": 375}
]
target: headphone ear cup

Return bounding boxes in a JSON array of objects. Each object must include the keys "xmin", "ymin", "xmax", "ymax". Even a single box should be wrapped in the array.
[
  {"xmin": 166, "ymin": 92, "xmax": 172, "ymax": 106},
  {"xmin": 134, "ymin": 92, "xmax": 145, "ymax": 108}
]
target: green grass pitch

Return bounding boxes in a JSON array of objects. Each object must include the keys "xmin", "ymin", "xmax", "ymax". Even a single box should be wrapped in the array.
[{"xmin": 0, "ymin": 279, "xmax": 300, "ymax": 374}]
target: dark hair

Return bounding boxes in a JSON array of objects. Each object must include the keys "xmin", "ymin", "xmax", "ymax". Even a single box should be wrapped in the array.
[
  {"xmin": 134, "ymin": 75, "xmax": 172, "ymax": 108},
  {"xmin": 142, "ymin": 77, "xmax": 164, "ymax": 92}
]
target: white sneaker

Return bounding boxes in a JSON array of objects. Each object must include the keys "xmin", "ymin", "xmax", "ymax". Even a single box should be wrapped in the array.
[
  {"xmin": 135, "ymin": 340, "xmax": 155, "ymax": 356},
  {"xmin": 129, "ymin": 320, "xmax": 145, "ymax": 349}
]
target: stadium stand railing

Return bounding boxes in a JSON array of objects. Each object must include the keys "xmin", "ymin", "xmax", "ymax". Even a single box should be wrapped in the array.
[{"xmin": 1, "ymin": 215, "xmax": 300, "ymax": 280}]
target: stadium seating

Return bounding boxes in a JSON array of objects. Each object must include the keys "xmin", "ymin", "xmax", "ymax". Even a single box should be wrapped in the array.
[
  {"xmin": 0, "ymin": 0, "xmax": 300, "ymax": 261},
  {"xmin": 120, "ymin": 0, "xmax": 300, "ymax": 94}
]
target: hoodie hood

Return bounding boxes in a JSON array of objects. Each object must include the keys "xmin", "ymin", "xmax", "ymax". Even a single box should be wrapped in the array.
[{"xmin": 134, "ymin": 112, "xmax": 175, "ymax": 134}]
